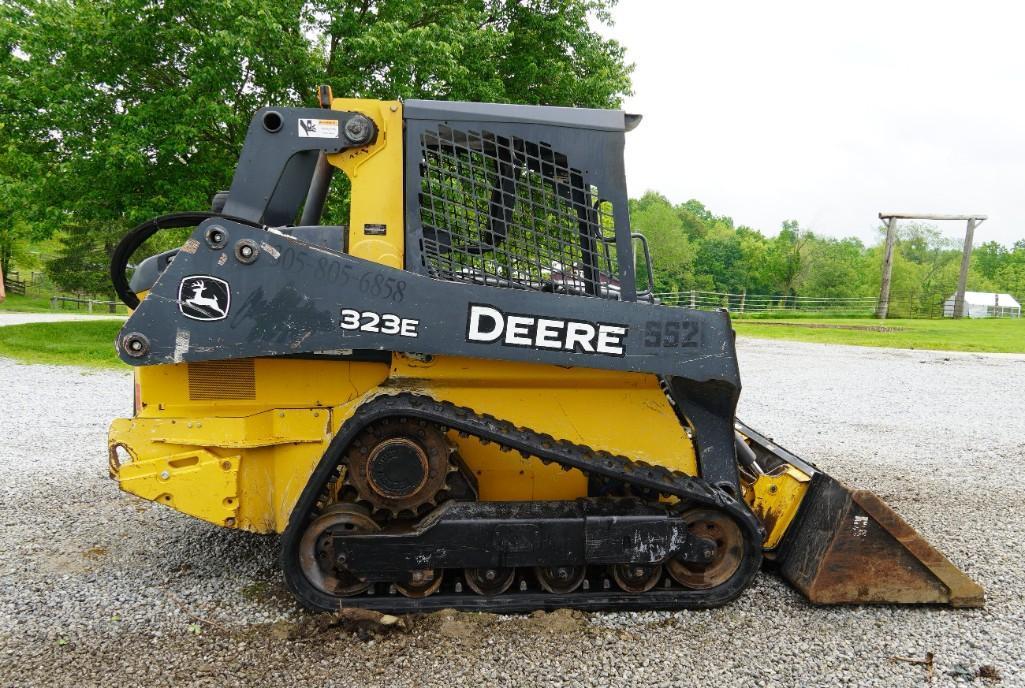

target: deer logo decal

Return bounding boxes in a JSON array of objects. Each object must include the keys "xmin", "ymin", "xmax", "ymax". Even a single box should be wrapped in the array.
[{"xmin": 178, "ymin": 276, "xmax": 230, "ymax": 321}]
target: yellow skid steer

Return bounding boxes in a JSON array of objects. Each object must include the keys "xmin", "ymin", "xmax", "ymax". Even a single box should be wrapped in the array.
[{"xmin": 107, "ymin": 87, "xmax": 982, "ymax": 612}]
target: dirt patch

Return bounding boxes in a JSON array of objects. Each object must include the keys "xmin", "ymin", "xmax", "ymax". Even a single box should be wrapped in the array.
[
  {"xmin": 423, "ymin": 608, "xmax": 500, "ymax": 641},
  {"xmin": 742, "ymin": 321, "xmax": 906, "ymax": 333},
  {"xmin": 260, "ymin": 608, "xmax": 414, "ymax": 643},
  {"xmin": 240, "ymin": 581, "xmax": 275, "ymax": 602},
  {"xmin": 978, "ymin": 665, "xmax": 1002, "ymax": 682},
  {"xmin": 519, "ymin": 608, "xmax": 587, "ymax": 634},
  {"xmin": 419, "ymin": 607, "xmax": 587, "ymax": 641}
]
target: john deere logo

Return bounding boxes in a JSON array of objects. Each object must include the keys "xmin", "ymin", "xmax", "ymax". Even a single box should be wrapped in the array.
[{"xmin": 179, "ymin": 276, "xmax": 230, "ymax": 321}]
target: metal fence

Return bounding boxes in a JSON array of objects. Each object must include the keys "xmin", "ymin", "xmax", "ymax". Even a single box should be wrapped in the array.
[{"xmin": 654, "ymin": 290, "xmax": 950, "ymax": 318}]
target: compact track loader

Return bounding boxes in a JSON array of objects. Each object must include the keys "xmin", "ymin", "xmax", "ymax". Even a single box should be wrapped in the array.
[{"xmin": 108, "ymin": 87, "xmax": 983, "ymax": 612}]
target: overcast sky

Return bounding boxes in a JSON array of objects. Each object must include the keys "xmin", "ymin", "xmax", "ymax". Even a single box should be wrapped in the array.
[{"xmin": 604, "ymin": 0, "xmax": 1024, "ymax": 246}]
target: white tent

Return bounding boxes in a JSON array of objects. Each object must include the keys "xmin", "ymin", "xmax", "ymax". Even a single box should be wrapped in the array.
[{"xmin": 943, "ymin": 291, "xmax": 1021, "ymax": 318}]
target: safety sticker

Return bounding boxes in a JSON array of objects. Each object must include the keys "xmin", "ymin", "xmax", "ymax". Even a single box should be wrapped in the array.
[{"xmin": 298, "ymin": 118, "xmax": 339, "ymax": 138}]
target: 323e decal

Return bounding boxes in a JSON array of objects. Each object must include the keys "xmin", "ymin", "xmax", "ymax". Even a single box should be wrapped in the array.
[{"xmin": 340, "ymin": 308, "xmax": 419, "ymax": 337}]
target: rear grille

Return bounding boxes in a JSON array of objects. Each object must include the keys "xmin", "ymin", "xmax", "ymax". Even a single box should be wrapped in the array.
[{"xmin": 187, "ymin": 359, "xmax": 256, "ymax": 400}]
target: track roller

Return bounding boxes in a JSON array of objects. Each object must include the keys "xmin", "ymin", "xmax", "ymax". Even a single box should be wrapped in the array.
[
  {"xmin": 612, "ymin": 563, "xmax": 663, "ymax": 593},
  {"xmin": 465, "ymin": 568, "xmax": 517, "ymax": 596},
  {"xmin": 535, "ymin": 565, "xmax": 587, "ymax": 594},
  {"xmin": 396, "ymin": 569, "xmax": 444, "ymax": 598}
]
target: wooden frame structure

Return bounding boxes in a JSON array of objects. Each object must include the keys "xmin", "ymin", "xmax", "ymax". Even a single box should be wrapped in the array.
[{"xmin": 876, "ymin": 213, "xmax": 987, "ymax": 319}]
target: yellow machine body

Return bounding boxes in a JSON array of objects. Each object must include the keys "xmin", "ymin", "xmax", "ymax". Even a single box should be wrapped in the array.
[
  {"xmin": 110, "ymin": 353, "xmax": 808, "ymax": 546},
  {"xmin": 108, "ymin": 95, "xmax": 981, "ymax": 609}
]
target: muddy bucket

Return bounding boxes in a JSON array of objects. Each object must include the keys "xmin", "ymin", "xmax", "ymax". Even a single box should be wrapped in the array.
[{"xmin": 773, "ymin": 473, "xmax": 984, "ymax": 607}]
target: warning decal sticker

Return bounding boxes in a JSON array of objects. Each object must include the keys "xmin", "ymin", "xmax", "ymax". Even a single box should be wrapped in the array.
[{"xmin": 298, "ymin": 118, "xmax": 340, "ymax": 138}]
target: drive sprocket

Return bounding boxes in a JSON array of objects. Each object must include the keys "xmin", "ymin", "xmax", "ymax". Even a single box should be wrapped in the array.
[{"xmin": 341, "ymin": 417, "xmax": 455, "ymax": 517}]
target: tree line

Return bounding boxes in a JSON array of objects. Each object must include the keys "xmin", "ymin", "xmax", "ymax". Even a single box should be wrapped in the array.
[
  {"xmin": 1, "ymin": 0, "xmax": 1021, "ymax": 314},
  {"xmin": 631, "ymin": 192, "xmax": 1025, "ymax": 314}
]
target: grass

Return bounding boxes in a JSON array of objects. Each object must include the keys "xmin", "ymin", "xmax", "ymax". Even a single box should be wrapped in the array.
[
  {"xmin": 733, "ymin": 317, "xmax": 1025, "ymax": 353},
  {"xmin": 0, "ymin": 293, "xmax": 60, "ymax": 313},
  {"xmin": 0, "ymin": 320, "xmax": 124, "ymax": 368},
  {"xmin": 0, "ymin": 292, "xmax": 128, "ymax": 314}
]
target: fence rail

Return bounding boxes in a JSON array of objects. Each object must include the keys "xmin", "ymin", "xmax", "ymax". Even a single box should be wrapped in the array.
[
  {"xmin": 654, "ymin": 290, "xmax": 953, "ymax": 318},
  {"xmin": 3, "ymin": 276, "xmax": 26, "ymax": 296},
  {"xmin": 50, "ymin": 295, "xmax": 129, "ymax": 314}
]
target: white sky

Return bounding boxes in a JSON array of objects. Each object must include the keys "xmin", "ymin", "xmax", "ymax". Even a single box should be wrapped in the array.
[{"xmin": 605, "ymin": 0, "xmax": 1025, "ymax": 246}]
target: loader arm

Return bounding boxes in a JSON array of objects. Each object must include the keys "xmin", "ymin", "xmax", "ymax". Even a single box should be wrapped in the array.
[{"xmin": 116, "ymin": 218, "xmax": 745, "ymax": 497}]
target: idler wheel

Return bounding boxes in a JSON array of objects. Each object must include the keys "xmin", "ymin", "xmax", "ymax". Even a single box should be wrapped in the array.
[
  {"xmin": 298, "ymin": 503, "xmax": 380, "ymax": 597},
  {"xmin": 667, "ymin": 508, "xmax": 744, "ymax": 590}
]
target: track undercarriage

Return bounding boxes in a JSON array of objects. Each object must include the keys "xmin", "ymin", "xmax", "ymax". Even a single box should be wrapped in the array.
[{"xmin": 282, "ymin": 393, "xmax": 762, "ymax": 612}]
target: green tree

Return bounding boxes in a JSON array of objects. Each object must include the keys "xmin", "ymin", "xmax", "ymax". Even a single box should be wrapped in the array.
[
  {"xmin": 969, "ymin": 240, "xmax": 1006, "ymax": 282},
  {"xmin": 735, "ymin": 226, "xmax": 773, "ymax": 295},
  {"xmin": 990, "ymin": 240, "xmax": 1025, "ymax": 301},
  {"xmin": 0, "ymin": 143, "xmax": 46, "ymax": 279},
  {"xmin": 1, "ymin": 0, "xmax": 632, "ymax": 294},
  {"xmin": 801, "ymin": 237, "xmax": 869, "ymax": 299},
  {"xmin": 694, "ymin": 227, "xmax": 745, "ymax": 293},
  {"xmin": 762, "ymin": 221, "xmax": 811, "ymax": 296},
  {"xmin": 629, "ymin": 192, "xmax": 694, "ymax": 293}
]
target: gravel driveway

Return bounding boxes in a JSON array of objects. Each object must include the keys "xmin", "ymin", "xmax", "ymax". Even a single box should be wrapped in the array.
[{"xmin": 1, "ymin": 339, "xmax": 1023, "ymax": 687}]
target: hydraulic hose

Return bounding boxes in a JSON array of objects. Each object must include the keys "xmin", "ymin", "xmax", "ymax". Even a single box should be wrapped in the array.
[
  {"xmin": 735, "ymin": 432, "xmax": 766, "ymax": 477},
  {"xmin": 110, "ymin": 212, "xmax": 263, "ymax": 309}
]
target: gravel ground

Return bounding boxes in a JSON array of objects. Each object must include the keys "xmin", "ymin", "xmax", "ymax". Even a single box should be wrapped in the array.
[{"xmin": 1, "ymin": 338, "xmax": 1023, "ymax": 687}]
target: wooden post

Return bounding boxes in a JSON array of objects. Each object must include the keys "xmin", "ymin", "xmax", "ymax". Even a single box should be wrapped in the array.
[
  {"xmin": 690, "ymin": 290, "xmax": 696, "ymax": 309},
  {"xmin": 739, "ymin": 290, "xmax": 746, "ymax": 314},
  {"xmin": 953, "ymin": 218, "xmax": 977, "ymax": 319},
  {"xmin": 876, "ymin": 216, "xmax": 898, "ymax": 319}
]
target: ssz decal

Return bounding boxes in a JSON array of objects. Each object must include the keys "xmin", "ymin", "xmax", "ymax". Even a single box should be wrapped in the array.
[
  {"xmin": 340, "ymin": 308, "xmax": 419, "ymax": 337},
  {"xmin": 643, "ymin": 320, "xmax": 699, "ymax": 348},
  {"xmin": 466, "ymin": 304, "xmax": 627, "ymax": 357}
]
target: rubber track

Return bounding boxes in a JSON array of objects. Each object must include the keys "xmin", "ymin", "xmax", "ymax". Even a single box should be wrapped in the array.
[{"xmin": 281, "ymin": 392, "xmax": 765, "ymax": 613}]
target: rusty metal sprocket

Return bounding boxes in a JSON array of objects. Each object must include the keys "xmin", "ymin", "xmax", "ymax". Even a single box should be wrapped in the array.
[{"xmin": 342, "ymin": 417, "xmax": 454, "ymax": 517}]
